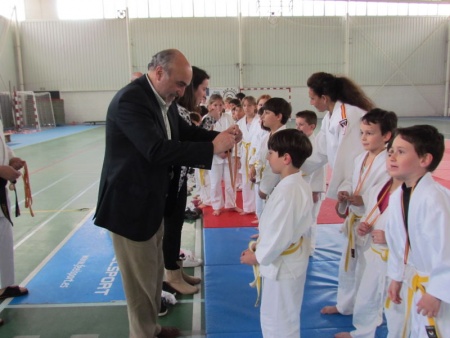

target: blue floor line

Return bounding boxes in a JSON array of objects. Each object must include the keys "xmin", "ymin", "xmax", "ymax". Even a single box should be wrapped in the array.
[{"xmin": 10, "ymin": 218, "xmax": 124, "ymax": 305}]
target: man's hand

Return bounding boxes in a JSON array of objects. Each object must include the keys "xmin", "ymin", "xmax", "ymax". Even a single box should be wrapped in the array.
[
  {"xmin": 213, "ymin": 132, "xmax": 236, "ymax": 154},
  {"xmin": 213, "ymin": 125, "xmax": 242, "ymax": 155}
]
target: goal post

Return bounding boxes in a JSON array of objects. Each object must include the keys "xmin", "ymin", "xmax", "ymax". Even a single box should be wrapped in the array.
[{"xmin": 14, "ymin": 91, "xmax": 56, "ymax": 131}]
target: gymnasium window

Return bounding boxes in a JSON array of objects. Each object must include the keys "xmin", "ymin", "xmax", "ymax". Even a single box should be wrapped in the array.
[{"xmin": 50, "ymin": 0, "xmax": 450, "ymax": 20}]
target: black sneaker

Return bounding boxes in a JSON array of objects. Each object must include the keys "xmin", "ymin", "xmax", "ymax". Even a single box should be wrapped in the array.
[{"xmin": 159, "ymin": 298, "xmax": 168, "ymax": 317}]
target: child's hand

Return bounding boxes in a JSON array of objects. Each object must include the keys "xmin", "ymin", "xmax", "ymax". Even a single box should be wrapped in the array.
[
  {"xmin": 240, "ymin": 249, "xmax": 257, "ymax": 265},
  {"xmin": 357, "ymin": 221, "xmax": 372, "ymax": 236},
  {"xmin": 0, "ymin": 165, "xmax": 22, "ymax": 182},
  {"xmin": 9, "ymin": 157, "xmax": 25, "ymax": 170},
  {"xmin": 347, "ymin": 194, "xmax": 363, "ymax": 206},
  {"xmin": 371, "ymin": 229, "xmax": 386, "ymax": 244},
  {"xmin": 337, "ymin": 191, "xmax": 349, "ymax": 202},
  {"xmin": 388, "ymin": 280, "xmax": 403, "ymax": 304},
  {"xmin": 417, "ymin": 293, "xmax": 441, "ymax": 318},
  {"xmin": 335, "ymin": 201, "xmax": 347, "ymax": 219},
  {"xmin": 312, "ymin": 192, "xmax": 320, "ymax": 203},
  {"xmin": 249, "ymin": 165, "xmax": 256, "ymax": 182}
]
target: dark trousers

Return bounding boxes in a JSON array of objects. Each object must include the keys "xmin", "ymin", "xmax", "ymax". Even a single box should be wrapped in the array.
[{"xmin": 163, "ymin": 180, "xmax": 188, "ymax": 270}]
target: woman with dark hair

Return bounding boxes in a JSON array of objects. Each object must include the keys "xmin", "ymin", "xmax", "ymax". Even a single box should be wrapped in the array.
[
  {"xmin": 163, "ymin": 66, "xmax": 210, "ymax": 295},
  {"xmin": 302, "ymin": 72, "xmax": 375, "ymax": 201},
  {"xmin": 303, "ymin": 72, "xmax": 377, "ymax": 318}
]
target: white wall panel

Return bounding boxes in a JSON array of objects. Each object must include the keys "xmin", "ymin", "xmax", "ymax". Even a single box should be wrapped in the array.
[
  {"xmin": 130, "ymin": 17, "xmax": 240, "ymax": 87},
  {"xmin": 20, "ymin": 20, "xmax": 129, "ymax": 91},
  {"xmin": 350, "ymin": 17, "xmax": 447, "ymax": 87},
  {"xmin": 15, "ymin": 16, "xmax": 450, "ymax": 121},
  {"xmin": 242, "ymin": 17, "xmax": 346, "ymax": 87},
  {"xmin": 0, "ymin": 16, "xmax": 18, "ymax": 92}
]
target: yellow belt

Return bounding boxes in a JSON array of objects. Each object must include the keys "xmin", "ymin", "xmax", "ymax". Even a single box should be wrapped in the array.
[
  {"xmin": 402, "ymin": 274, "xmax": 439, "ymax": 338},
  {"xmin": 199, "ymin": 169, "xmax": 205, "ymax": 187},
  {"xmin": 344, "ymin": 213, "xmax": 361, "ymax": 272},
  {"xmin": 242, "ymin": 142, "xmax": 251, "ymax": 183},
  {"xmin": 248, "ymin": 237, "xmax": 304, "ymax": 307},
  {"xmin": 371, "ymin": 247, "xmax": 389, "ymax": 262}
]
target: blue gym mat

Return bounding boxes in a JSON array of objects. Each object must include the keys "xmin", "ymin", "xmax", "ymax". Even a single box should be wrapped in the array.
[
  {"xmin": 8, "ymin": 125, "xmax": 100, "ymax": 149},
  {"xmin": 10, "ymin": 218, "xmax": 124, "ymax": 305},
  {"xmin": 203, "ymin": 224, "xmax": 388, "ymax": 337}
]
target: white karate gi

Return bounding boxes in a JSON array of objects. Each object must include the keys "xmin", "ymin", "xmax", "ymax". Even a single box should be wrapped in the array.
[
  {"xmin": 336, "ymin": 149, "xmax": 390, "ymax": 315},
  {"xmin": 258, "ymin": 125, "xmax": 287, "ymax": 198},
  {"xmin": 249, "ymin": 126, "xmax": 269, "ymax": 218},
  {"xmin": 255, "ymin": 172, "xmax": 313, "ymax": 338},
  {"xmin": 302, "ymin": 133, "xmax": 326, "ymax": 253},
  {"xmin": 236, "ymin": 115, "xmax": 261, "ymax": 213},
  {"xmin": 0, "ymin": 120, "xmax": 16, "ymax": 288},
  {"xmin": 209, "ymin": 113, "xmax": 237, "ymax": 210},
  {"xmin": 301, "ymin": 101, "xmax": 365, "ymax": 200},
  {"xmin": 386, "ymin": 173, "xmax": 450, "ymax": 338},
  {"xmin": 351, "ymin": 179, "xmax": 404, "ymax": 338}
]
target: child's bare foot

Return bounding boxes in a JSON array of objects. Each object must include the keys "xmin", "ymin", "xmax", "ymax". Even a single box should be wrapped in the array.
[
  {"xmin": 335, "ymin": 333, "xmax": 352, "ymax": 338},
  {"xmin": 320, "ymin": 305, "xmax": 339, "ymax": 314},
  {"xmin": 239, "ymin": 211, "xmax": 254, "ymax": 216},
  {"xmin": 198, "ymin": 204, "xmax": 208, "ymax": 209},
  {"xmin": 250, "ymin": 233, "xmax": 259, "ymax": 239},
  {"xmin": 251, "ymin": 219, "xmax": 259, "ymax": 224},
  {"xmin": 212, "ymin": 209, "xmax": 221, "ymax": 216},
  {"xmin": 232, "ymin": 207, "xmax": 242, "ymax": 213}
]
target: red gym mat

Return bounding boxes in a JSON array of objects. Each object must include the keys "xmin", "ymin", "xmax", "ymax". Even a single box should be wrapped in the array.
[
  {"xmin": 202, "ymin": 191, "xmax": 258, "ymax": 228},
  {"xmin": 317, "ymin": 198, "xmax": 344, "ymax": 225}
]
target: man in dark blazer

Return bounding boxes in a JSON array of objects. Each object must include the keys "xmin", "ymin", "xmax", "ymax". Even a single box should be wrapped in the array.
[{"xmin": 94, "ymin": 49, "xmax": 240, "ymax": 338}]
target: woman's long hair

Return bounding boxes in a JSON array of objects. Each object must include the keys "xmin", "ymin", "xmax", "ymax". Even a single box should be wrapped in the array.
[
  {"xmin": 177, "ymin": 66, "xmax": 210, "ymax": 112},
  {"xmin": 307, "ymin": 72, "xmax": 375, "ymax": 111}
]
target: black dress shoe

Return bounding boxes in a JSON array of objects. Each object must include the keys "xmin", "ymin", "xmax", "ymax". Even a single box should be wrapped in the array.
[{"xmin": 156, "ymin": 326, "xmax": 180, "ymax": 338}]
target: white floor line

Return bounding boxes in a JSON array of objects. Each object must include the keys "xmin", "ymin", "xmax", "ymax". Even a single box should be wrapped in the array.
[
  {"xmin": 13, "ymin": 179, "xmax": 99, "ymax": 250},
  {"xmin": 14, "ymin": 173, "xmax": 74, "ymax": 208},
  {"xmin": 191, "ymin": 217, "xmax": 204, "ymax": 335}
]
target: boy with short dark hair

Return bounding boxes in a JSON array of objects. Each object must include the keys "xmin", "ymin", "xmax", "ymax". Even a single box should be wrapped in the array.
[
  {"xmin": 241, "ymin": 129, "xmax": 313, "ymax": 338},
  {"xmin": 322, "ymin": 108, "xmax": 398, "ymax": 317},
  {"xmin": 386, "ymin": 125, "xmax": 450, "ymax": 338}
]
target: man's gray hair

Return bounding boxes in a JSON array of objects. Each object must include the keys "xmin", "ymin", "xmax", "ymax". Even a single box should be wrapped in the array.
[{"xmin": 147, "ymin": 49, "xmax": 178, "ymax": 73}]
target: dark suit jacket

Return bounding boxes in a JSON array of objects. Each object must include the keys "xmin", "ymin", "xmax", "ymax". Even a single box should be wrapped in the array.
[{"xmin": 94, "ymin": 75, "xmax": 218, "ymax": 241}]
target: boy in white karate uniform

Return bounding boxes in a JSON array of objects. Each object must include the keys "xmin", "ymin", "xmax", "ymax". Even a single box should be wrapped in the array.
[
  {"xmin": 386, "ymin": 125, "xmax": 450, "ymax": 338},
  {"xmin": 255, "ymin": 98, "xmax": 291, "ymax": 205},
  {"xmin": 295, "ymin": 110, "xmax": 326, "ymax": 254},
  {"xmin": 323, "ymin": 109, "xmax": 397, "ymax": 317},
  {"xmin": 240, "ymin": 129, "xmax": 313, "ymax": 338},
  {"xmin": 236, "ymin": 96, "xmax": 260, "ymax": 214},
  {"xmin": 336, "ymin": 129, "xmax": 409, "ymax": 338},
  {"xmin": 0, "ymin": 120, "xmax": 28, "ymax": 303}
]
